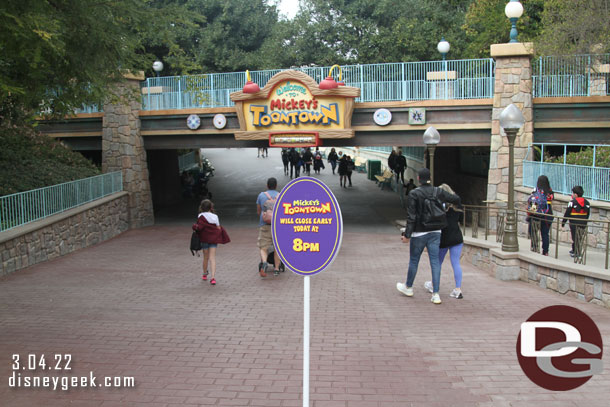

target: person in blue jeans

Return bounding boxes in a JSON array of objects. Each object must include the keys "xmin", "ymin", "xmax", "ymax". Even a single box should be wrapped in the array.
[
  {"xmin": 424, "ymin": 183, "xmax": 464, "ymax": 299},
  {"xmin": 396, "ymin": 168, "xmax": 460, "ymax": 304}
]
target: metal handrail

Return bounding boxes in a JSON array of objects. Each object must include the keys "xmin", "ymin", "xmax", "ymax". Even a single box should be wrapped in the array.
[
  {"xmin": 462, "ymin": 204, "xmax": 610, "ymax": 269},
  {"xmin": 0, "ymin": 172, "xmax": 123, "ymax": 233}
]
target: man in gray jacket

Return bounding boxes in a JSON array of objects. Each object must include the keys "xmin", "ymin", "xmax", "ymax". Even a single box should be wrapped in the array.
[{"xmin": 396, "ymin": 168, "xmax": 461, "ymax": 304}]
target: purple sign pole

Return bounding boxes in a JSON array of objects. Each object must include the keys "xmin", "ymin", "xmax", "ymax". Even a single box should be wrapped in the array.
[{"xmin": 271, "ymin": 177, "xmax": 343, "ymax": 407}]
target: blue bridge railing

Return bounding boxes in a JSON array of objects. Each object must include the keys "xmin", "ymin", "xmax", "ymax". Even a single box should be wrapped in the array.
[
  {"xmin": 76, "ymin": 53, "xmax": 608, "ymax": 112},
  {"xmin": 523, "ymin": 143, "xmax": 610, "ymax": 202},
  {"xmin": 0, "ymin": 172, "xmax": 123, "ymax": 233},
  {"xmin": 533, "ymin": 54, "xmax": 610, "ymax": 97},
  {"xmin": 140, "ymin": 59, "xmax": 496, "ymax": 110}
]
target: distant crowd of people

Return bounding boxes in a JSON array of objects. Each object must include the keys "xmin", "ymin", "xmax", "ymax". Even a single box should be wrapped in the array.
[{"xmin": 278, "ymin": 147, "xmax": 356, "ymax": 188}]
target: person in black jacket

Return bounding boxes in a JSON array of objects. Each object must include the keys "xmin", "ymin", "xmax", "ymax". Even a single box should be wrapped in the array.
[
  {"xmin": 394, "ymin": 149, "xmax": 407, "ymax": 184},
  {"xmin": 327, "ymin": 148, "xmax": 339, "ymax": 174},
  {"xmin": 302, "ymin": 148, "xmax": 314, "ymax": 176},
  {"xmin": 424, "ymin": 184, "xmax": 464, "ymax": 299},
  {"xmin": 338, "ymin": 154, "xmax": 348, "ymax": 188},
  {"xmin": 396, "ymin": 168, "xmax": 461, "ymax": 304},
  {"xmin": 281, "ymin": 148, "xmax": 289, "ymax": 176},
  {"xmin": 561, "ymin": 185, "xmax": 591, "ymax": 257},
  {"xmin": 288, "ymin": 148, "xmax": 301, "ymax": 179},
  {"xmin": 388, "ymin": 150, "xmax": 397, "ymax": 175}
]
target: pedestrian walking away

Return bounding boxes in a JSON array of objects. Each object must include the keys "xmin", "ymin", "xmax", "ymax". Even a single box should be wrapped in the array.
[
  {"xmin": 313, "ymin": 152, "xmax": 325, "ymax": 174},
  {"xmin": 388, "ymin": 149, "xmax": 397, "ymax": 177},
  {"xmin": 192, "ymin": 199, "xmax": 231, "ymax": 285},
  {"xmin": 561, "ymin": 185, "xmax": 591, "ymax": 257},
  {"xmin": 395, "ymin": 149, "xmax": 407, "ymax": 185},
  {"xmin": 424, "ymin": 183, "xmax": 464, "ymax": 299},
  {"xmin": 526, "ymin": 175, "xmax": 554, "ymax": 256},
  {"xmin": 345, "ymin": 155, "xmax": 355, "ymax": 187},
  {"xmin": 302, "ymin": 147, "xmax": 314, "ymax": 176},
  {"xmin": 256, "ymin": 177, "xmax": 281, "ymax": 277},
  {"xmin": 281, "ymin": 148, "xmax": 289, "ymax": 176},
  {"xmin": 288, "ymin": 148, "xmax": 301, "ymax": 178},
  {"xmin": 327, "ymin": 148, "xmax": 338, "ymax": 174},
  {"xmin": 397, "ymin": 168, "xmax": 460, "ymax": 304},
  {"xmin": 338, "ymin": 153, "xmax": 348, "ymax": 188}
]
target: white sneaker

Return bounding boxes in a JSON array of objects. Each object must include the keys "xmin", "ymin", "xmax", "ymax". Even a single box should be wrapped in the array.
[
  {"xmin": 424, "ymin": 281, "xmax": 433, "ymax": 293},
  {"xmin": 396, "ymin": 282, "xmax": 413, "ymax": 297},
  {"xmin": 431, "ymin": 293, "xmax": 442, "ymax": 304},
  {"xmin": 450, "ymin": 289, "xmax": 463, "ymax": 299}
]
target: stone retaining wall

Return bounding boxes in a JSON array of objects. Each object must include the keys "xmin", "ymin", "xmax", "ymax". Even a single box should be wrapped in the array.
[
  {"xmin": 463, "ymin": 238, "xmax": 610, "ymax": 309},
  {"xmin": 0, "ymin": 192, "xmax": 129, "ymax": 277}
]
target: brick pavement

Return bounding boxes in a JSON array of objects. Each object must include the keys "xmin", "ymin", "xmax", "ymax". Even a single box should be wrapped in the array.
[{"xmin": 1, "ymin": 148, "xmax": 610, "ymax": 406}]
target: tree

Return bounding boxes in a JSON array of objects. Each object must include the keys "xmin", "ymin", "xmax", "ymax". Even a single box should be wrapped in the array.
[
  {"xmin": 176, "ymin": 0, "xmax": 281, "ymax": 73},
  {"xmin": 536, "ymin": 0, "xmax": 610, "ymax": 56},
  {"xmin": 0, "ymin": 0, "xmax": 199, "ymax": 119},
  {"xmin": 283, "ymin": 0, "xmax": 472, "ymax": 67},
  {"xmin": 462, "ymin": 0, "xmax": 544, "ymax": 58}
]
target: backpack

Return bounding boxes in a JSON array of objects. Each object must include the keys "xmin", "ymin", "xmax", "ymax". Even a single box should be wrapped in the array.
[
  {"xmin": 527, "ymin": 190, "xmax": 549, "ymax": 214},
  {"xmin": 262, "ymin": 191, "xmax": 277, "ymax": 224},
  {"xmin": 190, "ymin": 231, "xmax": 201, "ymax": 256},
  {"xmin": 421, "ymin": 187, "xmax": 448, "ymax": 230}
]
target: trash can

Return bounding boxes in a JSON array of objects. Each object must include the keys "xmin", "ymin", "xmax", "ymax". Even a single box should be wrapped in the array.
[{"xmin": 367, "ymin": 160, "xmax": 381, "ymax": 180}]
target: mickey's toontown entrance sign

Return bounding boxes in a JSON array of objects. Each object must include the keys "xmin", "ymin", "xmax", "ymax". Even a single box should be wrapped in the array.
[{"xmin": 230, "ymin": 69, "xmax": 360, "ymax": 147}]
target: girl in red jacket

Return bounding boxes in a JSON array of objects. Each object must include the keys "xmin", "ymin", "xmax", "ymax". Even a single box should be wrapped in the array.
[{"xmin": 193, "ymin": 199, "xmax": 230, "ymax": 285}]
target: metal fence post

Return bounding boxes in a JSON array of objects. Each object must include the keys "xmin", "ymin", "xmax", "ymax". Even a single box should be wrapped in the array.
[
  {"xmin": 592, "ymin": 145, "xmax": 598, "ymax": 200},
  {"xmin": 178, "ymin": 76, "xmax": 182, "ymax": 110}
]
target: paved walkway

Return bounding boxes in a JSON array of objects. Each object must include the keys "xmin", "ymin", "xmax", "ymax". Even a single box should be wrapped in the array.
[{"xmin": 1, "ymin": 148, "xmax": 609, "ymax": 406}]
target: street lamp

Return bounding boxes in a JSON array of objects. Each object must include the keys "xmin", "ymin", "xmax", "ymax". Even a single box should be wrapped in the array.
[
  {"xmin": 505, "ymin": 0, "xmax": 524, "ymax": 43},
  {"xmin": 423, "ymin": 126, "xmax": 441, "ymax": 185},
  {"xmin": 437, "ymin": 38, "xmax": 450, "ymax": 61},
  {"xmin": 152, "ymin": 60, "xmax": 164, "ymax": 77},
  {"xmin": 437, "ymin": 38, "xmax": 450, "ymax": 99},
  {"xmin": 500, "ymin": 103, "xmax": 525, "ymax": 252}
]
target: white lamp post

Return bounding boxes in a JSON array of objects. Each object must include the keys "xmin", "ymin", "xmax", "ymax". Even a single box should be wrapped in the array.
[
  {"xmin": 423, "ymin": 126, "xmax": 441, "ymax": 185},
  {"xmin": 437, "ymin": 38, "xmax": 450, "ymax": 99},
  {"xmin": 505, "ymin": 0, "xmax": 524, "ymax": 43},
  {"xmin": 152, "ymin": 60, "xmax": 164, "ymax": 77},
  {"xmin": 499, "ymin": 103, "xmax": 525, "ymax": 252}
]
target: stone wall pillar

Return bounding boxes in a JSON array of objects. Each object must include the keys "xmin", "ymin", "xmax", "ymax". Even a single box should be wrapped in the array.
[
  {"xmin": 487, "ymin": 43, "xmax": 535, "ymax": 205},
  {"xmin": 102, "ymin": 73, "xmax": 154, "ymax": 228}
]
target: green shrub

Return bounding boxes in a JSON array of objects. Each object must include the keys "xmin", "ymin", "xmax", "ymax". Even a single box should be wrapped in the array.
[
  {"xmin": 0, "ymin": 125, "xmax": 100, "ymax": 196},
  {"xmin": 545, "ymin": 146, "xmax": 610, "ymax": 168}
]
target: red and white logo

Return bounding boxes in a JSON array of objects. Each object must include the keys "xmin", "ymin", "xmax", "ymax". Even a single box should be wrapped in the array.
[{"xmin": 516, "ymin": 305, "xmax": 603, "ymax": 391}]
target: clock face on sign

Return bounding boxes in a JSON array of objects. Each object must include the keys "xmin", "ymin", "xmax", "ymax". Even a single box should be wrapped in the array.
[
  {"xmin": 186, "ymin": 114, "xmax": 201, "ymax": 130},
  {"xmin": 213, "ymin": 114, "xmax": 227, "ymax": 129},
  {"xmin": 373, "ymin": 108, "xmax": 392, "ymax": 126}
]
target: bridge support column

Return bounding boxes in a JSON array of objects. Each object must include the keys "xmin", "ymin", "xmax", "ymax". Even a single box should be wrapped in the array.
[
  {"xmin": 487, "ymin": 43, "xmax": 535, "ymax": 207},
  {"xmin": 102, "ymin": 73, "xmax": 154, "ymax": 228}
]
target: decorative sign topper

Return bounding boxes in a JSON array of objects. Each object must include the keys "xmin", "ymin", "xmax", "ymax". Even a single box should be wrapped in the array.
[
  {"xmin": 271, "ymin": 177, "xmax": 343, "ymax": 276},
  {"xmin": 230, "ymin": 70, "xmax": 360, "ymax": 143}
]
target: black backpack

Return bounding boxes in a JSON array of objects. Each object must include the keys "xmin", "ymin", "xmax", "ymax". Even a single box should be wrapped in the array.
[
  {"xmin": 190, "ymin": 231, "xmax": 201, "ymax": 255},
  {"xmin": 421, "ymin": 188, "xmax": 448, "ymax": 230}
]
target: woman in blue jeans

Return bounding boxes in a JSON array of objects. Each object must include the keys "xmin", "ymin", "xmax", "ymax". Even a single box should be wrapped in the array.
[
  {"xmin": 527, "ymin": 175, "xmax": 554, "ymax": 255},
  {"xmin": 425, "ymin": 184, "xmax": 464, "ymax": 299}
]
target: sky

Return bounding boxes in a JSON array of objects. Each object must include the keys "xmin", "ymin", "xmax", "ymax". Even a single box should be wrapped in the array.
[{"xmin": 274, "ymin": 0, "xmax": 300, "ymax": 20}]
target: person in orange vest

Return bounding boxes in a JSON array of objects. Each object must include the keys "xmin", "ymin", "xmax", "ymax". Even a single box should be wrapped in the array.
[{"xmin": 561, "ymin": 185, "xmax": 591, "ymax": 257}]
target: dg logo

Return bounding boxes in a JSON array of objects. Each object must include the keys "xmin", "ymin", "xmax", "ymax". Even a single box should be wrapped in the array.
[{"xmin": 516, "ymin": 305, "xmax": 604, "ymax": 391}]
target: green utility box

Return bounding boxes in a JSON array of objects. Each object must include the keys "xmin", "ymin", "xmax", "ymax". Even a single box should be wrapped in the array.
[{"xmin": 367, "ymin": 160, "xmax": 382, "ymax": 180}]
